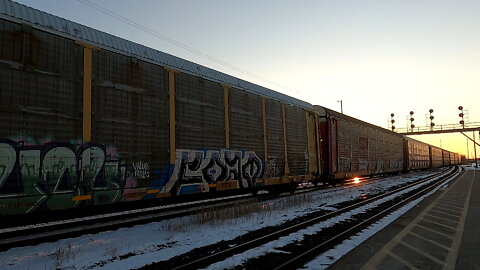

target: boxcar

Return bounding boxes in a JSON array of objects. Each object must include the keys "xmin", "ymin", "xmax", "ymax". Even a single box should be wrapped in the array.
[
  {"xmin": 314, "ymin": 106, "xmax": 404, "ymax": 179},
  {"xmin": 0, "ymin": 0, "xmax": 319, "ymax": 215}
]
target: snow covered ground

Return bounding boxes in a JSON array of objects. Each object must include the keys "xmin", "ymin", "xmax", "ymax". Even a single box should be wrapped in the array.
[{"xmin": 0, "ymin": 168, "xmax": 463, "ymax": 270}]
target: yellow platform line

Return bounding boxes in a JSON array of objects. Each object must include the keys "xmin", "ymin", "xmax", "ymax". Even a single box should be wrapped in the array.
[
  {"xmin": 438, "ymin": 200, "xmax": 464, "ymax": 208},
  {"xmin": 424, "ymin": 213, "xmax": 459, "ymax": 225},
  {"xmin": 432, "ymin": 205, "xmax": 463, "ymax": 214},
  {"xmin": 429, "ymin": 209, "xmax": 461, "ymax": 219},
  {"xmin": 386, "ymin": 251, "xmax": 420, "ymax": 270},
  {"xmin": 421, "ymin": 217, "xmax": 457, "ymax": 231},
  {"xmin": 409, "ymin": 231, "xmax": 452, "ymax": 251},
  {"xmin": 435, "ymin": 202, "xmax": 464, "ymax": 211},
  {"xmin": 399, "ymin": 240, "xmax": 446, "ymax": 266},
  {"xmin": 437, "ymin": 197, "xmax": 464, "ymax": 203},
  {"xmin": 415, "ymin": 223, "xmax": 455, "ymax": 239}
]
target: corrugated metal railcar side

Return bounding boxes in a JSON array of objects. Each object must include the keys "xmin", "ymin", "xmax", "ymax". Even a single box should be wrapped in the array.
[
  {"xmin": 91, "ymin": 49, "xmax": 170, "ymax": 202},
  {"xmin": 314, "ymin": 106, "xmax": 403, "ymax": 179},
  {"xmin": 429, "ymin": 146, "xmax": 443, "ymax": 168},
  {"xmin": 404, "ymin": 137, "xmax": 430, "ymax": 170},
  {"xmin": 442, "ymin": 150, "xmax": 451, "ymax": 166},
  {"xmin": 285, "ymin": 105, "xmax": 308, "ymax": 177},
  {"xmin": 0, "ymin": 0, "xmax": 323, "ymax": 215},
  {"xmin": 450, "ymin": 152, "xmax": 457, "ymax": 165},
  {"xmin": 0, "ymin": 18, "xmax": 86, "ymax": 215},
  {"xmin": 262, "ymin": 100, "xmax": 318, "ymax": 186},
  {"xmin": 229, "ymin": 88, "xmax": 264, "ymax": 163}
]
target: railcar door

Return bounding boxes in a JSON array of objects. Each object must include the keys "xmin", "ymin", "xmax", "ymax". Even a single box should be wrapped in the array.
[{"xmin": 319, "ymin": 117, "xmax": 338, "ymax": 178}]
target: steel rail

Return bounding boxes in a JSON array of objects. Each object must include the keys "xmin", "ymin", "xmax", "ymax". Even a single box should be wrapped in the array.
[
  {"xmin": 0, "ymin": 170, "xmax": 442, "ymax": 252},
  {"xmin": 274, "ymin": 166, "xmax": 460, "ymax": 269},
  {"xmin": 0, "ymin": 194, "xmax": 260, "ymax": 252},
  {"xmin": 0, "ymin": 176, "xmax": 370, "ymax": 251},
  {"xmin": 168, "ymin": 167, "xmax": 455, "ymax": 270}
]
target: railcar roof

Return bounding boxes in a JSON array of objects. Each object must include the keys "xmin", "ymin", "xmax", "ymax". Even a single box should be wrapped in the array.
[
  {"xmin": 0, "ymin": 0, "xmax": 313, "ymax": 110},
  {"xmin": 314, "ymin": 105, "xmax": 404, "ymax": 137},
  {"xmin": 318, "ymin": 106, "xmax": 459, "ymax": 154}
]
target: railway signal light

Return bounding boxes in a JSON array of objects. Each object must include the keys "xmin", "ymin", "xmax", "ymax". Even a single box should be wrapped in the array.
[
  {"xmin": 429, "ymin": 109, "xmax": 435, "ymax": 131},
  {"xmin": 390, "ymin": 113, "xmax": 395, "ymax": 131},
  {"xmin": 458, "ymin": 106, "xmax": 465, "ymax": 128},
  {"xmin": 409, "ymin": 111, "xmax": 415, "ymax": 132}
]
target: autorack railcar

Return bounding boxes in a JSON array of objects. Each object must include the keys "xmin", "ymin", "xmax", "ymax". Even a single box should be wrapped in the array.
[
  {"xmin": 0, "ymin": 0, "xmax": 463, "ymax": 216},
  {"xmin": 404, "ymin": 137, "xmax": 431, "ymax": 170},
  {"xmin": 442, "ymin": 150, "xmax": 451, "ymax": 166},
  {"xmin": 429, "ymin": 145, "xmax": 444, "ymax": 168},
  {"xmin": 314, "ymin": 105, "xmax": 404, "ymax": 180},
  {"xmin": 0, "ymin": 0, "xmax": 321, "ymax": 215}
]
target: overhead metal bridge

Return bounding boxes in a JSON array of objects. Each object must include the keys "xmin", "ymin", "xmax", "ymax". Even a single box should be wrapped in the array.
[{"xmin": 394, "ymin": 122, "xmax": 480, "ymax": 136}]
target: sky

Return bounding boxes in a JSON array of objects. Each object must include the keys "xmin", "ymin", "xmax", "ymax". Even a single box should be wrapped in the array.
[{"xmin": 12, "ymin": 0, "xmax": 480, "ymax": 156}]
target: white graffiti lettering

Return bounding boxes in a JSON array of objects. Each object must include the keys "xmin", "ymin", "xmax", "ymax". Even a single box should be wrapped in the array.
[
  {"xmin": 133, "ymin": 161, "xmax": 150, "ymax": 179},
  {"xmin": 163, "ymin": 149, "xmax": 263, "ymax": 194}
]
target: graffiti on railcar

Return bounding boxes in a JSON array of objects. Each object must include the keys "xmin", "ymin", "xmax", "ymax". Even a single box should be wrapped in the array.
[
  {"xmin": 164, "ymin": 149, "xmax": 263, "ymax": 194},
  {"xmin": 0, "ymin": 138, "xmax": 128, "ymax": 214},
  {"xmin": 133, "ymin": 161, "xmax": 150, "ymax": 179}
]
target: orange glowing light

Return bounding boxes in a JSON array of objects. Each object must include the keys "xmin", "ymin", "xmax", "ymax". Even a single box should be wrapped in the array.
[{"xmin": 353, "ymin": 177, "xmax": 360, "ymax": 184}]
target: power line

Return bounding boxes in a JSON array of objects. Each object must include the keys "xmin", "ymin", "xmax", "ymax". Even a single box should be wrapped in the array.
[{"xmin": 75, "ymin": 0, "xmax": 299, "ymax": 95}]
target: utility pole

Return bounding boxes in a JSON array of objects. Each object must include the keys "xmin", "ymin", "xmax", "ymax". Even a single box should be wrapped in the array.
[{"xmin": 337, "ymin": 100, "xmax": 343, "ymax": 114}]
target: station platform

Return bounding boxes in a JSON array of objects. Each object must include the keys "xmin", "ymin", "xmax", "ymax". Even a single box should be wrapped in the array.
[{"xmin": 330, "ymin": 168, "xmax": 480, "ymax": 270}]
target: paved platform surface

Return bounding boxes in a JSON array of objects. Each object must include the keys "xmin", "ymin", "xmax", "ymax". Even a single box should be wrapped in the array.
[{"xmin": 330, "ymin": 168, "xmax": 480, "ymax": 270}]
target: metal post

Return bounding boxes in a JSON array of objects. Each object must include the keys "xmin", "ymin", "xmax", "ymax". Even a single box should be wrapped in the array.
[
  {"xmin": 337, "ymin": 100, "xmax": 343, "ymax": 114},
  {"xmin": 466, "ymin": 137, "xmax": 469, "ymax": 160},
  {"xmin": 474, "ymin": 131, "xmax": 478, "ymax": 168}
]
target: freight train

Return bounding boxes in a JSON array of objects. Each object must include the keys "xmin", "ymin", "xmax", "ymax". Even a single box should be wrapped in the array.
[{"xmin": 0, "ymin": 1, "xmax": 462, "ymax": 216}]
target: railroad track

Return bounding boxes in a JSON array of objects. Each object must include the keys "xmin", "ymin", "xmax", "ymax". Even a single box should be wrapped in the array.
[
  {"xmin": 272, "ymin": 166, "xmax": 461, "ymax": 270},
  {"xmin": 0, "ymin": 169, "xmax": 443, "ymax": 252},
  {"xmin": 0, "ymin": 193, "xmax": 259, "ymax": 252},
  {"xmin": 0, "ymin": 178, "xmax": 351, "ymax": 251},
  {"xmin": 143, "ymin": 166, "xmax": 459, "ymax": 270}
]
